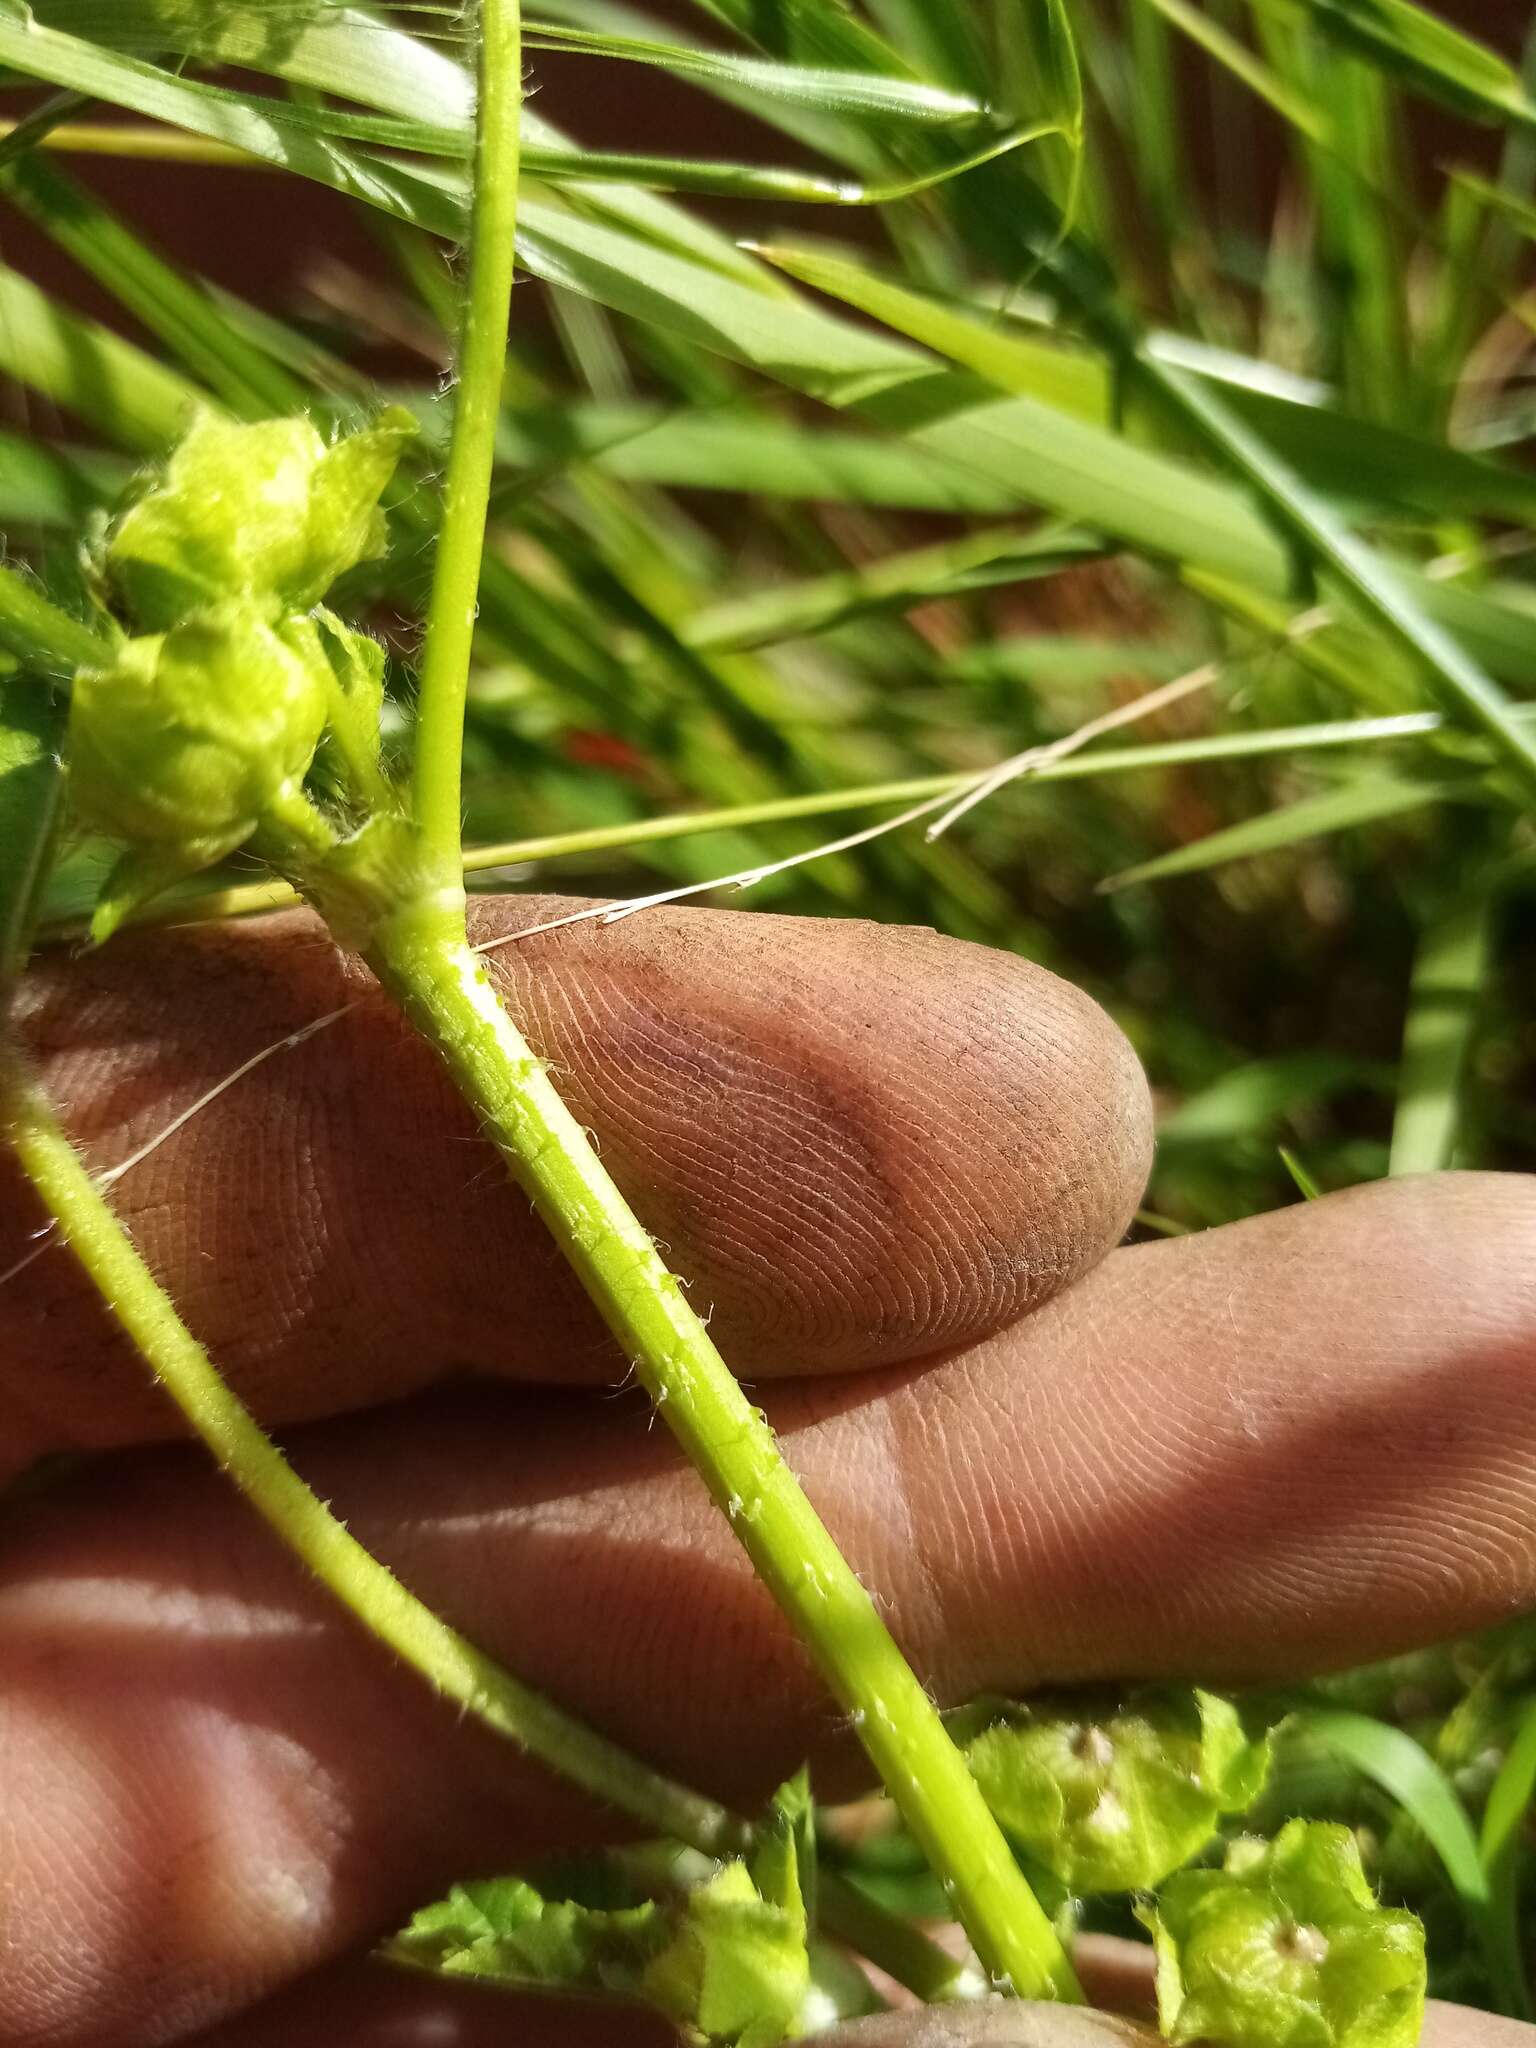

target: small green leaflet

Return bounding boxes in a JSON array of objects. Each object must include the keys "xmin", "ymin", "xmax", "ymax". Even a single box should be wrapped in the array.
[
  {"xmin": 961, "ymin": 1686, "xmax": 1272, "ymax": 1894},
  {"xmin": 1141, "ymin": 1819, "xmax": 1427, "ymax": 2048},
  {"xmin": 387, "ymin": 1789, "xmax": 811, "ymax": 2045}
]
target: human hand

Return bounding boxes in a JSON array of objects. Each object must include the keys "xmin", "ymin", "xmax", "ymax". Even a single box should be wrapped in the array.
[{"xmin": 2, "ymin": 900, "xmax": 1533, "ymax": 2046}]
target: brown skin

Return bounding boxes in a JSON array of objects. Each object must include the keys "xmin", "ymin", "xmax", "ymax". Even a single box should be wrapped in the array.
[
  {"xmin": 0, "ymin": 897, "xmax": 1151, "ymax": 1468},
  {"xmin": 0, "ymin": 900, "xmax": 1533, "ymax": 2047}
]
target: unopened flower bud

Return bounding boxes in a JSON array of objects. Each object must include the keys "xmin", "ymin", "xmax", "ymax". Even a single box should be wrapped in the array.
[
  {"xmin": 70, "ymin": 601, "xmax": 327, "ymax": 868},
  {"xmin": 107, "ymin": 408, "xmax": 415, "ymax": 630}
]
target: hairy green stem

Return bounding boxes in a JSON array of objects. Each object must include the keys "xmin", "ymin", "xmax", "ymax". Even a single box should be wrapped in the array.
[
  {"xmin": 365, "ymin": 897, "xmax": 1080, "ymax": 2003},
  {"xmin": 0, "ymin": 560, "xmax": 110, "ymax": 674},
  {"xmin": 411, "ymin": 0, "xmax": 522, "ymax": 884},
  {"xmin": 0, "ymin": 1040, "xmax": 747, "ymax": 1858}
]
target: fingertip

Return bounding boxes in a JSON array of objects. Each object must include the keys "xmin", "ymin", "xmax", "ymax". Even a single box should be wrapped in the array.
[{"xmin": 481, "ymin": 900, "xmax": 1153, "ymax": 1370}]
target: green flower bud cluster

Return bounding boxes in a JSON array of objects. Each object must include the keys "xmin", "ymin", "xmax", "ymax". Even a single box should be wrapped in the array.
[
  {"xmin": 1141, "ymin": 1819, "xmax": 1427, "ymax": 2048},
  {"xmin": 68, "ymin": 409, "xmax": 414, "ymax": 941},
  {"xmin": 961, "ymin": 1687, "xmax": 1272, "ymax": 1895}
]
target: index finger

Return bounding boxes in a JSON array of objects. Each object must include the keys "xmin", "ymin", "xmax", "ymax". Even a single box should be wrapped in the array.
[{"xmin": 0, "ymin": 897, "xmax": 1151, "ymax": 1471}]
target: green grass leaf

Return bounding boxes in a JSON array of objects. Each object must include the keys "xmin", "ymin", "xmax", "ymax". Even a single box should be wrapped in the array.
[
  {"xmin": 1102, "ymin": 774, "xmax": 1472, "ymax": 890},
  {"xmin": 685, "ymin": 523, "xmax": 1102, "ymax": 650},
  {"xmin": 1298, "ymin": 1708, "xmax": 1489, "ymax": 1917},
  {"xmin": 1388, "ymin": 891, "xmax": 1495, "ymax": 1176},
  {"xmin": 1270, "ymin": 0, "xmax": 1536, "ymax": 132},
  {"xmin": 1479, "ymin": 1695, "xmax": 1536, "ymax": 2021},
  {"xmin": 0, "ymin": 676, "xmax": 68, "ymax": 986}
]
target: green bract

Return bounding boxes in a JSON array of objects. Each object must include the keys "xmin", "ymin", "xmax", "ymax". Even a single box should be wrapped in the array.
[
  {"xmin": 387, "ymin": 1823, "xmax": 809, "ymax": 2046},
  {"xmin": 1141, "ymin": 1819, "xmax": 1427, "ymax": 2048},
  {"xmin": 961, "ymin": 1688, "xmax": 1271, "ymax": 1894},
  {"xmin": 69, "ymin": 602, "xmax": 329, "ymax": 937},
  {"xmin": 107, "ymin": 408, "xmax": 415, "ymax": 630}
]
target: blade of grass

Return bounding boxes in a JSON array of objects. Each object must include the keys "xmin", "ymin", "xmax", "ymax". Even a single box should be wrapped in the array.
[
  {"xmin": 1143, "ymin": 356, "xmax": 1536, "ymax": 793},
  {"xmin": 1387, "ymin": 888, "xmax": 1495, "ymax": 1175},
  {"xmin": 1142, "ymin": 0, "xmax": 1327, "ymax": 138},
  {"xmin": 0, "ymin": 562, "xmax": 111, "ymax": 674},
  {"xmin": 0, "ymin": 152, "xmax": 301, "ymax": 417},
  {"xmin": 684, "ymin": 522, "xmax": 1103, "ymax": 650},
  {"xmin": 1263, "ymin": 0, "xmax": 1536, "ymax": 133},
  {"xmin": 1300, "ymin": 1704, "xmax": 1493, "ymax": 1920},
  {"xmin": 1479, "ymin": 1694, "xmax": 1536, "ymax": 2021},
  {"xmin": 1101, "ymin": 773, "xmax": 1472, "ymax": 890},
  {"xmin": 0, "ymin": 678, "xmax": 66, "ymax": 987},
  {"xmin": 522, "ymin": 18, "xmax": 988, "ymax": 120}
]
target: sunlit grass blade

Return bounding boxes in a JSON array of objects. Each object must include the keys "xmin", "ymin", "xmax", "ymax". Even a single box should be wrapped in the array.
[
  {"xmin": 1278, "ymin": 1147, "xmax": 1324, "ymax": 1198},
  {"xmin": 1450, "ymin": 169, "xmax": 1536, "ymax": 244},
  {"xmin": 0, "ymin": 432, "xmax": 123, "ymax": 527},
  {"xmin": 1146, "ymin": 358, "xmax": 1536, "ymax": 793},
  {"xmin": 0, "ymin": 261, "xmax": 197, "ymax": 450},
  {"xmin": 1257, "ymin": 0, "xmax": 1536, "ymax": 132},
  {"xmin": 1100, "ymin": 773, "xmax": 1473, "ymax": 891},
  {"xmin": 1479, "ymin": 1694, "xmax": 1536, "ymax": 2021},
  {"xmin": 522, "ymin": 19, "xmax": 989, "ymax": 120},
  {"xmin": 685, "ymin": 522, "xmax": 1102, "ymax": 650},
  {"xmin": 0, "ymin": 12, "xmax": 469, "ymax": 227},
  {"xmin": 1, "ymin": 153, "xmax": 301, "ymax": 417},
  {"xmin": 756, "ymin": 242, "xmax": 1536, "ymax": 526},
  {"xmin": 494, "ymin": 402, "xmax": 1019, "ymax": 508},
  {"xmin": 33, "ymin": 0, "xmax": 476, "ymax": 127},
  {"xmin": 1387, "ymin": 889, "xmax": 1495, "ymax": 1176},
  {"xmin": 1141, "ymin": 0, "xmax": 1327, "ymax": 138},
  {"xmin": 1298, "ymin": 1705, "xmax": 1494, "ymax": 1921},
  {"xmin": 1157, "ymin": 1053, "xmax": 1383, "ymax": 1148}
]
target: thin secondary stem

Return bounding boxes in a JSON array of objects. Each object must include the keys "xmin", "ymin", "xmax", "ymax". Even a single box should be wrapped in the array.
[
  {"xmin": 411, "ymin": 0, "xmax": 522, "ymax": 885},
  {"xmin": 0, "ymin": 1040, "xmax": 747, "ymax": 1859},
  {"xmin": 366, "ymin": 898, "xmax": 1080, "ymax": 2004},
  {"xmin": 817, "ymin": 1870, "xmax": 985, "ymax": 2003}
]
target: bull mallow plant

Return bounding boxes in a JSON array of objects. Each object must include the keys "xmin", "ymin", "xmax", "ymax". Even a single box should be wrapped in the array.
[
  {"xmin": 0, "ymin": 0, "xmax": 1483, "ymax": 2037},
  {"xmin": 1, "ymin": 300, "xmax": 1428, "ymax": 2048}
]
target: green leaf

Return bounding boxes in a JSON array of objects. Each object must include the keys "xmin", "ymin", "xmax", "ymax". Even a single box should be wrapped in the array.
[
  {"xmin": 1140, "ymin": 0, "xmax": 1327, "ymax": 136},
  {"xmin": 1298, "ymin": 1708, "xmax": 1490, "ymax": 1919},
  {"xmin": 753, "ymin": 247, "xmax": 1536, "ymax": 530},
  {"xmin": 1279, "ymin": 1148, "xmax": 1324, "ymax": 1199},
  {"xmin": 1141, "ymin": 1819, "xmax": 1427, "ymax": 2048},
  {"xmin": 1480, "ymin": 1694, "xmax": 1536, "ymax": 2021},
  {"xmin": 685, "ymin": 522, "xmax": 1102, "ymax": 650},
  {"xmin": 0, "ymin": 678, "xmax": 67, "ymax": 986},
  {"xmin": 1158, "ymin": 1055, "xmax": 1386, "ymax": 1148},
  {"xmin": 1270, "ymin": 0, "xmax": 1536, "ymax": 132},
  {"xmin": 523, "ymin": 19, "xmax": 988, "ymax": 121},
  {"xmin": 1102, "ymin": 774, "xmax": 1472, "ymax": 890},
  {"xmin": 389, "ymin": 1875, "xmax": 666, "ymax": 1991},
  {"xmin": 387, "ymin": 1854, "xmax": 810, "ymax": 2046},
  {"xmin": 0, "ymin": 151, "xmax": 302, "ymax": 419},
  {"xmin": 0, "ymin": 260, "xmax": 197, "ymax": 453},
  {"xmin": 1388, "ymin": 891, "xmax": 1494, "ymax": 1176},
  {"xmin": 962, "ymin": 1688, "xmax": 1272, "ymax": 1894}
]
